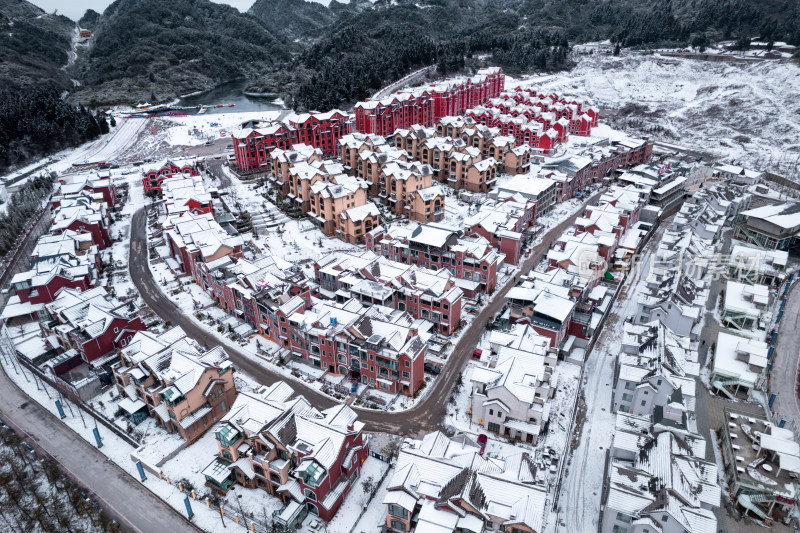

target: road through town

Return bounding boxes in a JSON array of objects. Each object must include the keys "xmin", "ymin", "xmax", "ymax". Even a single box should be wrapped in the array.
[
  {"xmin": 129, "ymin": 191, "xmax": 602, "ymax": 435},
  {"xmin": 555, "ymin": 215, "xmax": 669, "ymax": 532},
  {"xmin": 767, "ymin": 278, "xmax": 800, "ymax": 430},
  {"xmin": 0, "ymin": 366, "xmax": 200, "ymax": 533}
]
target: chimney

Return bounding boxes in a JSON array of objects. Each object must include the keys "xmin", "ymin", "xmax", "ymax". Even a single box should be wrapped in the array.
[{"xmin": 347, "ymin": 423, "xmax": 354, "ymax": 432}]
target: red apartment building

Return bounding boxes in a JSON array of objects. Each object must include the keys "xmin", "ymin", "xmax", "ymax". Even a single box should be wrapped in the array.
[
  {"xmin": 264, "ymin": 296, "xmax": 427, "ymax": 395},
  {"xmin": 10, "ymin": 261, "xmax": 92, "ymax": 305},
  {"xmin": 41, "ymin": 287, "xmax": 146, "ymax": 364},
  {"xmin": 232, "ymin": 112, "xmax": 353, "ymax": 173},
  {"xmin": 354, "ymin": 67, "xmax": 504, "ymax": 136},
  {"xmin": 366, "ymin": 223, "xmax": 504, "ymax": 295},
  {"xmin": 50, "ymin": 201, "xmax": 111, "ymax": 250},
  {"xmin": 53, "ymin": 172, "xmax": 117, "ymax": 207}
]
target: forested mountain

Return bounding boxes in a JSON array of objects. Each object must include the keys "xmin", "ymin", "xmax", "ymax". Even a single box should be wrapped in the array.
[
  {"xmin": 0, "ymin": 0, "xmax": 75, "ymax": 88},
  {"xmin": 248, "ymin": 0, "xmax": 799, "ymax": 111},
  {"xmin": 69, "ymin": 0, "xmax": 293, "ymax": 106},
  {"xmin": 248, "ymin": 0, "xmax": 370, "ymax": 42}
]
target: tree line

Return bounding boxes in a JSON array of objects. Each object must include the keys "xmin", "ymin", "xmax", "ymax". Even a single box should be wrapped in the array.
[
  {"xmin": 0, "ymin": 84, "xmax": 109, "ymax": 173},
  {"xmin": 0, "ymin": 173, "xmax": 55, "ymax": 259},
  {"xmin": 284, "ymin": 25, "xmax": 573, "ymax": 112},
  {"xmin": 0, "ymin": 428, "xmax": 117, "ymax": 532}
]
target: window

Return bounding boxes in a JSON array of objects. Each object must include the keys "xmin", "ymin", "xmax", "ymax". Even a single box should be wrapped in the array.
[
  {"xmin": 221, "ymin": 401, "xmax": 227, "ymax": 412},
  {"xmin": 388, "ymin": 504, "xmax": 408, "ymax": 519},
  {"xmin": 404, "ymin": 360, "xmax": 410, "ymax": 367},
  {"xmin": 641, "ymin": 400, "xmax": 647, "ymax": 407},
  {"xmin": 661, "ymin": 515, "xmax": 668, "ymax": 523},
  {"xmin": 612, "ymin": 527, "xmax": 628, "ymax": 533},
  {"xmin": 489, "ymin": 409, "xmax": 494, "ymax": 416},
  {"xmin": 390, "ymin": 520, "xmax": 406, "ymax": 531},
  {"xmin": 622, "ymin": 393, "xmax": 633, "ymax": 402},
  {"xmin": 402, "ymin": 371, "xmax": 409, "ymax": 378},
  {"xmin": 304, "ymin": 489, "xmax": 317, "ymax": 501},
  {"xmin": 624, "ymin": 382, "xmax": 636, "ymax": 390},
  {"xmin": 616, "ymin": 513, "xmax": 632, "ymax": 523},
  {"xmin": 113, "ymin": 327, "xmax": 119, "ymax": 333}
]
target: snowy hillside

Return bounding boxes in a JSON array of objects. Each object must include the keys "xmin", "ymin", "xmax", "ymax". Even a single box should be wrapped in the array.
[{"xmin": 521, "ymin": 53, "xmax": 800, "ymax": 180}]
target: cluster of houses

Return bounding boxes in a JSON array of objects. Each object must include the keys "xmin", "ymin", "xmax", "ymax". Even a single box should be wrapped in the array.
[
  {"xmin": 2, "ymin": 171, "xmax": 150, "ymax": 382},
  {"xmin": 600, "ymin": 174, "xmax": 800, "ymax": 529},
  {"xmin": 467, "ymin": 86, "xmax": 599, "ymax": 154},
  {"xmin": 158, "ymin": 106, "xmax": 660, "ymax": 405},
  {"xmin": 599, "ymin": 180, "xmax": 731, "ymax": 533},
  {"xmin": 458, "ymin": 180, "xmax": 655, "ymax": 451},
  {"xmin": 502, "ymin": 179, "xmax": 656, "ymax": 348},
  {"xmin": 110, "ymin": 324, "xmax": 370, "ymax": 527}
]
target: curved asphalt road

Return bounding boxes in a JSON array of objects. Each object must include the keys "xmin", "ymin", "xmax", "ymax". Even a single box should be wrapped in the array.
[{"xmin": 129, "ymin": 192, "xmax": 601, "ymax": 435}]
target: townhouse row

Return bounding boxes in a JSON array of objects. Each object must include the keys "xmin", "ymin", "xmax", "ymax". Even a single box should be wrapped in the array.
[
  {"xmin": 232, "ymin": 110, "xmax": 352, "ymax": 173},
  {"xmin": 601, "ymin": 179, "xmax": 800, "ymax": 532},
  {"xmin": 354, "ymin": 67, "xmax": 505, "ymax": 136},
  {"xmin": 467, "ymin": 86, "xmax": 599, "ymax": 155},
  {"xmin": 163, "ymin": 218, "xmax": 455, "ymax": 395}
]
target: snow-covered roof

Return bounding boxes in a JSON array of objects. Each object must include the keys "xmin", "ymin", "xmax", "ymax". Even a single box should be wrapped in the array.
[
  {"xmin": 712, "ymin": 329, "xmax": 768, "ymax": 387},
  {"xmin": 740, "ymin": 201, "xmax": 800, "ymax": 230},
  {"xmin": 389, "ymin": 431, "xmax": 547, "ymax": 531}
]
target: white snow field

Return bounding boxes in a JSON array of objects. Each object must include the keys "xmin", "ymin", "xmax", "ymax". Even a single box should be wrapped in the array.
[{"xmin": 511, "ymin": 52, "xmax": 800, "ymax": 180}]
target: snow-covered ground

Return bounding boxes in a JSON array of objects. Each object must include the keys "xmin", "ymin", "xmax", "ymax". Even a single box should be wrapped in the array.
[
  {"xmin": 509, "ymin": 52, "xmax": 800, "ymax": 180},
  {"xmin": 551, "ymin": 223, "xmax": 663, "ymax": 533},
  {"xmin": 325, "ymin": 456, "xmax": 390, "ymax": 533}
]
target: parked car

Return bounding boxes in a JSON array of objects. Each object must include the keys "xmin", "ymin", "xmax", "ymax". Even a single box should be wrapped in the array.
[
  {"xmin": 21, "ymin": 441, "xmax": 34, "ymax": 453},
  {"xmin": 477, "ymin": 434, "xmax": 488, "ymax": 455},
  {"xmin": 472, "ymin": 349, "xmax": 483, "ymax": 360},
  {"xmin": 424, "ymin": 362, "xmax": 441, "ymax": 375}
]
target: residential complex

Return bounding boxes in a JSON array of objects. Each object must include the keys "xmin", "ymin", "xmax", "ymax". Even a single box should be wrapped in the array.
[
  {"xmin": 112, "ymin": 326, "xmax": 237, "ymax": 442},
  {"xmin": 365, "ymin": 222, "xmax": 505, "ymax": 294},
  {"xmin": 315, "ymin": 250, "xmax": 464, "ymax": 336},
  {"xmin": 203, "ymin": 385, "xmax": 368, "ymax": 526},
  {"xmin": 355, "ymin": 67, "xmax": 505, "ymax": 136},
  {"xmin": 383, "ymin": 431, "xmax": 547, "ymax": 533},
  {"xmin": 232, "ymin": 111, "xmax": 351, "ymax": 173}
]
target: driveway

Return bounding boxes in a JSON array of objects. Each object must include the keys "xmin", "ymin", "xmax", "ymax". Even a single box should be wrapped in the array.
[{"xmin": 129, "ymin": 192, "xmax": 602, "ymax": 435}]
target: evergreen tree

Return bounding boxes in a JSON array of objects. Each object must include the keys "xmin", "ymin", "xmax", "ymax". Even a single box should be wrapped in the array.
[{"xmin": 96, "ymin": 112, "xmax": 110, "ymax": 135}]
